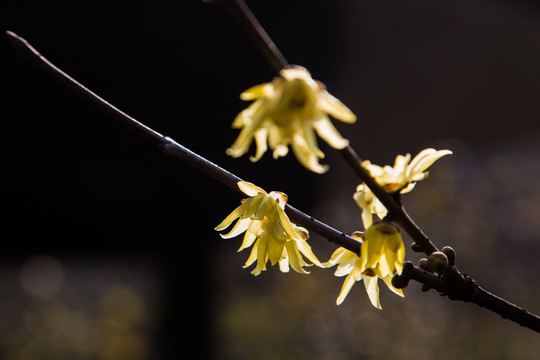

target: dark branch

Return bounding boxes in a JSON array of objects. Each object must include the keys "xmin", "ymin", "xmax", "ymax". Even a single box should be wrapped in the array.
[
  {"xmin": 395, "ymin": 262, "xmax": 540, "ymax": 332},
  {"xmin": 201, "ymin": 1, "xmax": 540, "ymax": 332},
  {"xmin": 203, "ymin": 0, "xmax": 288, "ymax": 73}
]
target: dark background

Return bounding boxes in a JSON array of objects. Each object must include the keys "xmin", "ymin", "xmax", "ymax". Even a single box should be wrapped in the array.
[{"xmin": 2, "ymin": 1, "xmax": 540, "ymax": 359}]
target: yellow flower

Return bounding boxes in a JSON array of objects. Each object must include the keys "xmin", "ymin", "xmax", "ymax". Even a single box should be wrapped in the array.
[
  {"xmin": 353, "ymin": 184, "xmax": 387, "ymax": 229},
  {"xmin": 215, "ymin": 181, "xmax": 321, "ymax": 275},
  {"xmin": 354, "ymin": 148, "xmax": 451, "ymax": 228},
  {"xmin": 324, "ymin": 222, "xmax": 405, "ymax": 309},
  {"xmin": 226, "ymin": 65, "xmax": 357, "ymax": 173},
  {"xmin": 362, "ymin": 148, "xmax": 452, "ymax": 194}
]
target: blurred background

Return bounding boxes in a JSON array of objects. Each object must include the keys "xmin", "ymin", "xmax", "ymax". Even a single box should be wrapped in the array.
[{"xmin": 2, "ymin": 0, "xmax": 540, "ymax": 359}]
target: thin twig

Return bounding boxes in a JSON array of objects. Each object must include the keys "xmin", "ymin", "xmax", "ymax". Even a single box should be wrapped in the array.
[{"xmin": 203, "ymin": 0, "xmax": 287, "ymax": 73}]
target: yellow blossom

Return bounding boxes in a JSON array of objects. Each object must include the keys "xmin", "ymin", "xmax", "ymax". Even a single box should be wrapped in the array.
[
  {"xmin": 362, "ymin": 148, "xmax": 452, "ymax": 193},
  {"xmin": 353, "ymin": 184, "xmax": 387, "ymax": 229},
  {"xmin": 354, "ymin": 148, "xmax": 451, "ymax": 228},
  {"xmin": 324, "ymin": 222, "xmax": 405, "ymax": 309},
  {"xmin": 226, "ymin": 65, "xmax": 356, "ymax": 173},
  {"xmin": 215, "ymin": 181, "xmax": 321, "ymax": 275}
]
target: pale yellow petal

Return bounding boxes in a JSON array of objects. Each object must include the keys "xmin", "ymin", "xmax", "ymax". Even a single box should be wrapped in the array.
[
  {"xmin": 280, "ymin": 66, "xmax": 312, "ymax": 81},
  {"xmin": 317, "ymin": 91, "xmax": 357, "ymax": 123},
  {"xmin": 296, "ymin": 239, "xmax": 322, "ymax": 267},
  {"xmin": 408, "ymin": 149, "xmax": 452, "ymax": 177},
  {"xmin": 285, "ymin": 241, "xmax": 309, "ymax": 274},
  {"xmin": 252, "ymin": 197, "xmax": 272, "ymax": 220},
  {"xmin": 323, "ymin": 247, "xmax": 349, "ymax": 268},
  {"xmin": 215, "ymin": 201, "xmax": 250, "ymax": 231},
  {"xmin": 291, "ymin": 132, "xmax": 328, "ymax": 174},
  {"xmin": 399, "ymin": 182, "xmax": 417, "ymax": 194},
  {"xmin": 336, "ymin": 273, "xmax": 356, "ymax": 305},
  {"xmin": 237, "ymin": 181, "xmax": 267, "ymax": 197},
  {"xmin": 249, "ymin": 128, "xmax": 269, "ymax": 162},
  {"xmin": 312, "ymin": 116, "xmax": 350, "ymax": 150},
  {"xmin": 381, "ymin": 274, "xmax": 405, "ymax": 298},
  {"xmin": 255, "ymin": 235, "xmax": 269, "ymax": 274},
  {"xmin": 377, "ymin": 254, "xmax": 393, "ymax": 278},
  {"xmin": 276, "ymin": 207, "xmax": 300, "ymax": 240},
  {"xmin": 243, "ymin": 240, "xmax": 259, "ymax": 269},
  {"xmin": 268, "ymin": 237, "xmax": 285, "ymax": 265},
  {"xmin": 238, "ymin": 219, "xmax": 262, "ymax": 250},
  {"xmin": 243, "ymin": 194, "xmax": 265, "ymax": 219},
  {"xmin": 351, "ymin": 259, "xmax": 364, "ymax": 282},
  {"xmin": 227, "ymin": 107, "xmax": 268, "ymax": 158},
  {"xmin": 238, "ymin": 231, "xmax": 258, "ymax": 252},
  {"xmin": 240, "ymin": 82, "xmax": 275, "ymax": 101},
  {"xmin": 220, "ymin": 217, "xmax": 251, "ymax": 239},
  {"xmin": 363, "ymin": 275, "xmax": 381, "ymax": 309},
  {"xmin": 278, "ymin": 256, "xmax": 290, "ymax": 273},
  {"xmin": 334, "ymin": 262, "xmax": 355, "ymax": 277},
  {"xmin": 226, "ymin": 130, "xmax": 254, "ymax": 158},
  {"xmin": 362, "ymin": 227, "xmax": 385, "ymax": 271}
]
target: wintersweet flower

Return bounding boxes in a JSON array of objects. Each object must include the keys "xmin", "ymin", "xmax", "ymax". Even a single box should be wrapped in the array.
[
  {"xmin": 354, "ymin": 148, "xmax": 451, "ymax": 228},
  {"xmin": 362, "ymin": 148, "xmax": 452, "ymax": 194},
  {"xmin": 353, "ymin": 184, "xmax": 387, "ymax": 229},
  {"xmin": 324, "ymin": 222, "xmax": 405, "ymax": 309},
  {"xmin": 226, "ymin": 65, "xmax": 357, "ymax": 173},
  {"xmin": 215, "ymin": 181, "xmax": 321, "ymax": 275}
]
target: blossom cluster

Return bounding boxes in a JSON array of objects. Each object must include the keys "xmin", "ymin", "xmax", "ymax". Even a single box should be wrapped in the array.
[{"xmin": 216, "ymin": 68, "xmax": 451, "ymax": 309}]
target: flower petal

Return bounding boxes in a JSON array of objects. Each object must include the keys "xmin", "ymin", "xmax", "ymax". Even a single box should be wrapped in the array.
[
  {"xmin": 243, "ymin": 240, "xmax": 259, "ymax": 269},
  {"xmin": 238, "ymin": 181, "xmax": 267, "ymax": 197},
  {"xmin": 323, "ymin": 247, "xmax": 349, "ymax": 267},
  {"xmin": 312, "ymin": 116, "xmax": 350, "ymax": 150},
  {"xmin": 363, "ymin": 275, "xmax": 381, "ymax": 309},
  {"xmin": 268, "ymin": 237, "xmax": 285, "ymax": 265},
  {"xmin": 278, "ymin": 256, "xmax": 290, "ymax": 273},
  {"xmin": 240, "ymin": 83, "xmax": 274, "ymax": 101},
  {"xmin": 220, "ymin": 217, "xmax": 251, "ymax": 239},
  {"xmin": 276, "ymin": 207, "xmax": 300, "ymax": 239},
  {"xmin": 334, "ymin": 262, "xmax": 355, "ymax": 277},
  {"xmin": 317, "ymin": 91, "xmax": 357, "ymax": 123},
  {"xmin": 215, "ymin": 201, "xmax": 250, "ymax": 231},
  {"xmin": 249, "ymin": 128, "xmax": 269, "ymax": 162},
  {"xmin": 336, "ymin": 272, "xmax": 356, "ymax": 305},
  {"xmin": 408, "ymin": 149, "xmax": 452, "ymax": 177},
  {"xmin": 296, "ymin": 239, "xmax": 322, "ymax": 267},
  {"xmin": 285, "ymin": 241, "xmax": 309, "ymax": 274},
  {"xmin": 381, "ymin": 274, "xmax": 405, "ymax": 298}
]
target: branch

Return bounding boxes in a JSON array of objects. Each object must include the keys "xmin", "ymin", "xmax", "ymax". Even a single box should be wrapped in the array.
[
  {"xmin": 6, "ymin": 30, "xmax": 540, "ymax": 332},
  {"xmin": 395, "ymin": 262, "xmax": 540, "ymax": 332},
  {"xmin": 201, "ymin": 0, "xmax": 540, "ymax": 332},
  {"xmin": 203, "ymin": 0, "xmax": 287, "ymax": 73}
]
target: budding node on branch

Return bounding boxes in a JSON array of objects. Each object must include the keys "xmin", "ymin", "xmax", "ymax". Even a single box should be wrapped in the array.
[
  {"xmin": 418, "ymin": 258, "xmax": 429, "ymax": 270},
  {"xmin": 442, "ymin": 246, "xmax": 456, "ymax": 266},
  {"xmin": 428, "ymin": 251, "xmax": 449, "ymax": 274}
]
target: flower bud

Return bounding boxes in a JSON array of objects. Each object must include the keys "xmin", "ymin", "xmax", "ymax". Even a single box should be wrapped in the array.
[
  {"xmin": 428, "ymin": 251, "xmax": 449, "ymax": 274},
  {"xmin": 442, "ymin": 246, "xmax": 456, "ymax": 266},
  {"xmin": 418, "ymin": 258, "xmax": 429, "ymax": 270}
]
